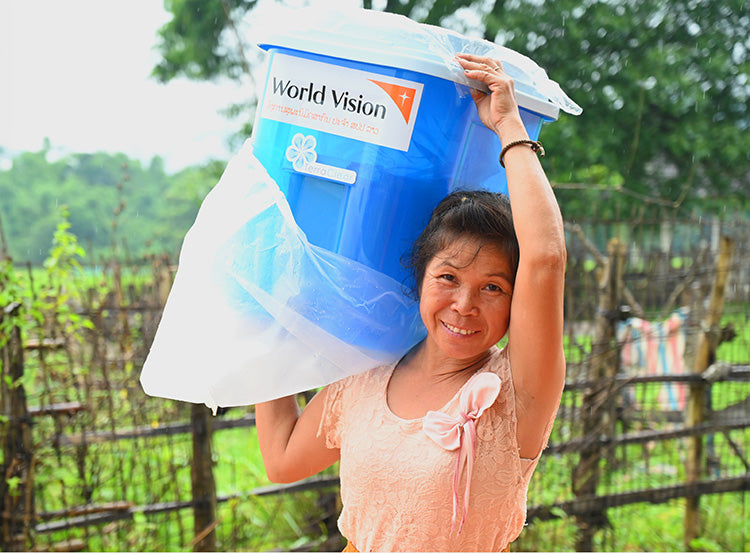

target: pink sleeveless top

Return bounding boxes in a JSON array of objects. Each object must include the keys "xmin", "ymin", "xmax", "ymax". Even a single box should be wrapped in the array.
[{"xmin": 317, "ymin": 346, "xmax": 556, "ymax": 552}]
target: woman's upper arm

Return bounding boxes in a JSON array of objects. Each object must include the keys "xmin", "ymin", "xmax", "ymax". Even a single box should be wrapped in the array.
[
  {"xmin": 508, "ymin": 247, "xmax": 566, "ymax": 459},
  {"xmin": 260, "ymin": 385, "xmax": 341, "ymax": 483}
]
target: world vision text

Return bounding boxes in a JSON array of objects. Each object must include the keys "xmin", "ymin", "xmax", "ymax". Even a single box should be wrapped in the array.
[{"xmin": 271, "ymin": 77, "xmax": 387, "ymax": 120}]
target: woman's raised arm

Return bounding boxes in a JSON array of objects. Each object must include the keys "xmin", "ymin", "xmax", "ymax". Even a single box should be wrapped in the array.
[{"xmin": 457, "ymin": 53, "xmax": 566, "ymax": 459}]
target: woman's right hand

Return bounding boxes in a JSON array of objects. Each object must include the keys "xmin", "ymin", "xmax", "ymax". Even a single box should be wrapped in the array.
[{"xmin": 455, "ymin": 53, "xmax": 526, "ymax": 138}]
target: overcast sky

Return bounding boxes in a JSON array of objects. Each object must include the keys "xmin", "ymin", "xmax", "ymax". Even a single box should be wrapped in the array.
[{"xmin": 0, "ymin": 1, "xmax": 258, "ymax": 173}]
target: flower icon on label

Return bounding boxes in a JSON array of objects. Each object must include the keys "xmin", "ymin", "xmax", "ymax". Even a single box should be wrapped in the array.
[{"xmin": 285, "ymin": 133, "xmax": 317, "ymax": 170}]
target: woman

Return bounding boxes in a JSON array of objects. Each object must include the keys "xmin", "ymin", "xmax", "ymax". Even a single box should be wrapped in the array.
[{"xmin": 255, "ymin": 53, "xmax": 566, "ymax": 551}]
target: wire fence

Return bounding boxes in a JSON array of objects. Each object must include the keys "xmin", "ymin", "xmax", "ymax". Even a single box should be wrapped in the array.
[{"xmin": 1, "ymin": 217, "xmax": 749, "ymax": 551}]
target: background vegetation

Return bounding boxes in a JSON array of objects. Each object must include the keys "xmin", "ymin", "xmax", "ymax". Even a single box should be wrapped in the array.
[{"xmin": 0, "ymin": 144, "xmax": 225, "ymax": 264}]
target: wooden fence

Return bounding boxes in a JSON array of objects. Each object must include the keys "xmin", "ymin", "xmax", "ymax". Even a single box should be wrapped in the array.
[{"xmin": 1, "ymin": 218, "xmax": 749, "ymax": 551}]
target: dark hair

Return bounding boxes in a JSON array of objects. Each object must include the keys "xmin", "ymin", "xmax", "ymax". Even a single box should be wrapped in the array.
[{"xmin": 407, "ymin": 190, "xmax": 519, "ymax": 296}]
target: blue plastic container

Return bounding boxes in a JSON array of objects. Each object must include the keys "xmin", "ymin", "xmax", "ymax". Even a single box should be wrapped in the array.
[{"xmin": 254, "ymin": 11, "xmax": 562, "ymax": 286}]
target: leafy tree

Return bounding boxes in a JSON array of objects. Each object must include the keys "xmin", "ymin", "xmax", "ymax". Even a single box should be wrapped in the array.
[
  {"xmin": 481, "ymin": 0, "xmax": 750, "ymax": 219},
  {"xmin": 0, "ymin": 149, "xmax": 66, "ymax": 261},
  {"xmin": 0, "ymin": 146, "xmax": 218, "ymax": 264},
  {"xmin": 153, "ymin": 0, "xmax": 260, "ymax": 82},
  {"xmin": 151, "ymin": 159, "xmax": 226, "ymax": 250}
]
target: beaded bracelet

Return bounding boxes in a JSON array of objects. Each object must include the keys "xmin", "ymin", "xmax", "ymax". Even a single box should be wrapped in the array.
[{"xmin": 499, "ymin": 139, "xmax": 545, "ymax": 168}]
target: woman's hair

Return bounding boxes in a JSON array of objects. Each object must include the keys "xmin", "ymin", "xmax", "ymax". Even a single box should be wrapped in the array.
[{"xmin": 407, "ymin": 189, "xmax": 519, "ymax": 296}]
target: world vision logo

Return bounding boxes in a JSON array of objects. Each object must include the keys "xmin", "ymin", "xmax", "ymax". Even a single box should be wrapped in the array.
[{"xmin": 369, "ymin": 80, "xmax": 418, "ymax": 124}]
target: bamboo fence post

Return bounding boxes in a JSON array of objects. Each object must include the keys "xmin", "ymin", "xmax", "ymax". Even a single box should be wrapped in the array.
[
  {"xmin": 572, "ymin": 238, "xmax": 626, "ymax": 552},
  {"xmin": 190, "ymin": 403, "xmax": 217, "ymax": 552},
  {"xmin": 156, "ymin": 254, "xmax": 174, "ymax": 308},
  {"xmin": 684, "ymin": 235, "xmax": 734, "ymax": 549},
  {"xmin": 0, "ymin": 303, "xmax": 35, "ymax": 551}
]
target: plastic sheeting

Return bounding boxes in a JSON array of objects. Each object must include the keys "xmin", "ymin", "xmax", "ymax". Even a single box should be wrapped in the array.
[
  {"xmin": 253, "ymin": 6, "xmax": 582, "ymax": 118},
  {"xmin": 140, "ymin": 141, "xmax": 426, "ymax": 411}
]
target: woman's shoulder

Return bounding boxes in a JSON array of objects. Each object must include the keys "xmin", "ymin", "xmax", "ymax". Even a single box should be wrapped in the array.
[
  {"xmin": 317, "ymin": 363, "xmax": 394, "ymax": 447},
  {"xmin": 326, "ymin": 363, "xmax": 394, "ymax": 402}
]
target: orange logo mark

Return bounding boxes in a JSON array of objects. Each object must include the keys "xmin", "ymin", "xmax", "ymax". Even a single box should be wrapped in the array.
[{"xmin": 369, "ymin": 80, "xmax": 417, "ymax": 124}]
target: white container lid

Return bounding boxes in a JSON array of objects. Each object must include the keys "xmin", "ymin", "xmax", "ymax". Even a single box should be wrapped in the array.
[{"xmin": 253, "ymin": 7, "xmax": 582, "ymax": 121}]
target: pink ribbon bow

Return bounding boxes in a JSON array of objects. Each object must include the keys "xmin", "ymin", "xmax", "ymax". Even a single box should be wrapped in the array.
[{"xmin": 423, "ymin": 372, "xmax": 501, "ymax": 534}]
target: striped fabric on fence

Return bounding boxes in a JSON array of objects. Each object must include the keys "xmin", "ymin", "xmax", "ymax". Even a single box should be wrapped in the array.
[{"xmin": 617, "ymin": 308, "xmax": 688, "ymax": 411}]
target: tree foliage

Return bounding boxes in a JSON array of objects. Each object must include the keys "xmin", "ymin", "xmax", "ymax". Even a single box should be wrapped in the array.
[
  {"xmin": 153, "ymin": 0, "xmax": 259, "ymax": 82},
  {"xmin": 0, "ymin": 145, "xmax": 222, "ymax": 264},
  {"xmin": 154, "ymin": 0, "xmax": 749, "ymax": 220},
  {"xmin": 482, "ymin": 0, "xmax": 750, "ymax": 219}
]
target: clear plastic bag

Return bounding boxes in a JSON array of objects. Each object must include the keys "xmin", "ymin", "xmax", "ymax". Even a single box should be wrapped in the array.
[
  {"xmin": 251, "ymin": 6, "xmax": 582, "ymax": 117},
  {"xmin": 140, "ymin": 140, "xmax": 426, "ymax": 411}
]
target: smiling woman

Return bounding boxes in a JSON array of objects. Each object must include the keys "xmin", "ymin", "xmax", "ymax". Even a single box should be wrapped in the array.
[{"xmin": 254, "ymin": 52, "xmax": 567, "ymax": 552}]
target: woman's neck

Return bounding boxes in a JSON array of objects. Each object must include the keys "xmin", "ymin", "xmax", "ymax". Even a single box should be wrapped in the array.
[
  {"xmin": 406, "ymin": 340, "xmax": 493, "ymax": 383},
  {"xmin": 387, "ymin": 342, "xmax": 494, "ymax": 420}
]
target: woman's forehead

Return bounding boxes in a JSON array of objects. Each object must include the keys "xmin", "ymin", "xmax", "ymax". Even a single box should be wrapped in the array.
[{"xmin": 431, "ymin": 237, "xmax": 509, "ymax": 266}]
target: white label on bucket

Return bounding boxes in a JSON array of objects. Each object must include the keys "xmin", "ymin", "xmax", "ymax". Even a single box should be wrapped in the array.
[
  {"xmin": 285, "ymin": 133, "xmax": 357, "ymax": 185},
  {"xmin": 260, "ymin": 53, "xmax": 424, "ymax": 151}
]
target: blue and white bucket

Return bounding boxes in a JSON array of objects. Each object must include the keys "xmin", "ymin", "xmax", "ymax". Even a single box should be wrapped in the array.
[{"xmin": 252, "ymin": 8, "xmax": 580, "ymax": 286}]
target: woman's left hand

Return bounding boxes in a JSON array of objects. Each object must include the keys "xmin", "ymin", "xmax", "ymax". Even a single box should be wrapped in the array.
[{"xmin": 455, "ymin": 53, "xmax": 523, "ymax": 136}]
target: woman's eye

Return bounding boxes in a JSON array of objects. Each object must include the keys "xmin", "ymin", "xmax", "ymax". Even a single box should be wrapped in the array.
[
  {"xmin": 485, "ymin": 284, "xmax": 503, "ymax": 293},
  {"xmin": 439, "ymin": 274, "xmax": 455, "ymax": 282}
]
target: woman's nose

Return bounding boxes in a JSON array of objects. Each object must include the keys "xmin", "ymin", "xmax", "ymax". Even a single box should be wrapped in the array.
[{"xmin": 452, "ymin": 287, "xmax": 478, "ymax": 315}]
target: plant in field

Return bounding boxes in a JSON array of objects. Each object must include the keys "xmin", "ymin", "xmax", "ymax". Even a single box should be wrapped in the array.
[{"xmin": 38, "ymin": 206, "xmax": 95, "ymax": 337}]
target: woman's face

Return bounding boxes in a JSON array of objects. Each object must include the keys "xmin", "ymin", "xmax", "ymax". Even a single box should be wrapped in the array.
[{"xmin": 419, "ymin": 236, "xmax": 514, "ymax": 364}]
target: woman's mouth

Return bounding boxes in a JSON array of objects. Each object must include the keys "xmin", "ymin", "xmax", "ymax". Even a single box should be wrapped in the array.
[{"xmin": 442, "ymin": 321, "xmax": 479, "ymax": 336}]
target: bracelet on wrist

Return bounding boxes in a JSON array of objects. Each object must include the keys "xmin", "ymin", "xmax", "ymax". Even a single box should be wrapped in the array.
[{"xmin": 499, "ymin": 139, "xmax": 545, "ymax": 168}]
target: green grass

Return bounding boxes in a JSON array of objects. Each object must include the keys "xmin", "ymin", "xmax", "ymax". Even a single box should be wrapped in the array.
[
  {"xmin": 519, "ymin": 453, "xmax": 750, "ymax": 552},
  {"xmin": 717, "ymin": 306, "xmax": 750, "ymax": 364},
  {"xmin": 600, "ymin": 494, "xmax": 749, "ymax": 552},
  {"xmin": 31, "ymin": 421, "xmax": 337, "ymax": 552}
]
